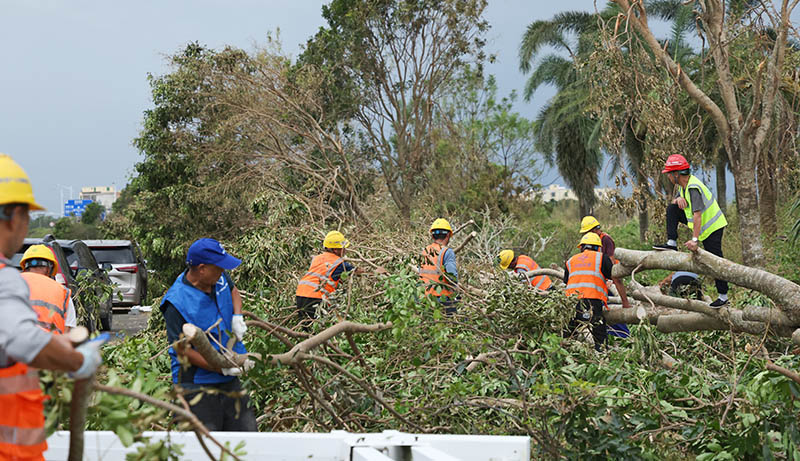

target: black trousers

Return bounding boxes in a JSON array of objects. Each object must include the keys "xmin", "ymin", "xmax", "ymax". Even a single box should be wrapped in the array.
[
  {"xmin": 180, "ymin": 378, "xmax": 257, "ymax": 431},
  {"xmin": 564, "ymin": 299, "xmax": 607, "ymax": 351},
  {"xmin": 296, "ymin": 295, "xmax": 321, "ymax": 321},
  {"xmin": 666, "ymin": 203, "xmax": 728, "ymax": 295}
]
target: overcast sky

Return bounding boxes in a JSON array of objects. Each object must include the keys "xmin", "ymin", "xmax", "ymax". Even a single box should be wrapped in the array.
[{"xmin": 0, "ymin": 0, "xmax": 764, "ymax": 214}]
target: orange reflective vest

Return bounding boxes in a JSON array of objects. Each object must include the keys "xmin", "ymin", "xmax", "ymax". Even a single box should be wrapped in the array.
[
  {"xmin": 21, "ymin": 272, "xmax": 69, "ymax": 335},
  {"xmin": 565, "ymin": 250, "xmax": 608, "ymax": 305},
  {"xmin": 419, "ymin": 243, "xmax": 455, "ymax": 298},
  {"xmin": 295, "ymin": 252, "xmax": 345, "ymax": 300},
  {"xmin": 514, "ymin": 255, "xmax": 552, "ymax": 290},
  {"xmin": 0, "ymin": 262, "xmax": 48, "ymax": 461}
]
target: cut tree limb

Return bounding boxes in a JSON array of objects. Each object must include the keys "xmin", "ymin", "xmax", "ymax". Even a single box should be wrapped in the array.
[
  {"xmin": 181, "ymin": 324, "xmax": 253, "ymax": 369},
  {"xmin": 270, "ymin": 321, "xmax": 392, "ymax": 365},
  {"xmin": 614, "ymin": 248, "xmax": 800, "ymax": 323}
]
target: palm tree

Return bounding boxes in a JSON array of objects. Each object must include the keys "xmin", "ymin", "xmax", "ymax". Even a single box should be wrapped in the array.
[{"xmin": 519, "ymin": 11, "xmax": 604, "ymax": 217}]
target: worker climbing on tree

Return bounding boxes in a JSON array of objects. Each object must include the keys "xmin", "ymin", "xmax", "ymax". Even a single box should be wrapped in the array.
[
  {"xmin": 0, "ymin": 154, "xmax": 103, "ymax": 460},
  {"xmin": 653, "ymin": 154, "xmax": 729, "ymax": 308},
  {"xmin": 496, "ymin": 249, "xmax": 552, "ymax": 291},
  {"xmin": 580, "ymin": 215, "xmax": 631, "ymax": 338},
  {"xmin": 296, "ymin": 230, "xmax": 384, "ymax": 323},
  {"xmin": 420, "ymin": 218, "xmax": 459, "ymax": 313},
  {"xmin": 161, "ymin": 238, "xmax": 257, "ymax": 431},
  {"xmin": 20, "ymin": 244, "xmax": 78, "ymax": 334},
  {"xmin": 563, "ymin": 232, "xmax": 614, "ymax": 351}
]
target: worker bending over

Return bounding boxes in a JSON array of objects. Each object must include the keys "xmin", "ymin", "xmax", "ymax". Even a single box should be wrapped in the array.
[
  {"xmin": 653, "ymin": 154, "xmax": 729, "ymax": 308},
  {"xmin": 563, "ymin": 233, "xmax": 614, "ymax": 351},
  {"xmin": 0, "ymin": 154, "xmax": 102, "ymax": 460},
  {"xmin": 496, "ymin": 249, "xmax": 552, "ymax": 290},
  {"xmin": 20, "ymin": 244, "xmax": 77, "ymax": 334},
  {"xmin": 161, "ymin": 238, "xmax": 256, "ymax": 431},
  {"xmin": 419, "ymin": 218, "xmax": 458, "ymax": 313},
  {"xmin": 580, "ymin": 216, "xmax": 630, "ymax": 338}
]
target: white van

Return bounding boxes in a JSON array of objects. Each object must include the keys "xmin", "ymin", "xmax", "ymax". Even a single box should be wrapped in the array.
[{"xmin": 84, "ymin": 240, "xmax": 148, "ymax": 307}]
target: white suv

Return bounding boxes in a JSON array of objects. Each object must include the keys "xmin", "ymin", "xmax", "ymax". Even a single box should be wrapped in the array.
[{"xmin": 84, "ymin": 240, "xmax": 148, "ymax": 307}]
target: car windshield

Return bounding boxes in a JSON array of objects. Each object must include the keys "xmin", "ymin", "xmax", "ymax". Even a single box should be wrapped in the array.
[
  {"xmin": 91, "ymin": 247, "xmax": 135, "ymax": 264},
  {"xmin": 61, "ymin": 248, "xmax": 78, "ymax": 267}
]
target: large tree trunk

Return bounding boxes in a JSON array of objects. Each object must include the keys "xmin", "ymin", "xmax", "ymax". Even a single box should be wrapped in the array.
[
  {"xmin": 758, "ymin": 145, "xmax": 778, "ymax": 237},
  {"xmin": 715, "ymin": 150, "xmax": 727, "ymax": 214},
  {"xmin": 730, "ymin": 157, "xmax": 765, "ymax": 267}
]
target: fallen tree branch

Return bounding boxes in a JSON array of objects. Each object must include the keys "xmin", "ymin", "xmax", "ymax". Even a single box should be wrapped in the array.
[
  {"xmin": 243, "ymin": 311, "xmax": 309, "ymax": 338},
  {"xmin": 270, "ymin": 321, "xmax": 392, "ymax": 365},
  {"xmin": 453, "ymin": 219, "xmax": 475, "ymax": 235},
  {"xmin": 68, "ymin": 376, "xmax": 94, "ymax": 461},
  {"xmin": 181, "ymin": 324, "xmax": 252, "ymax": 369},
  {"xmin": 95, "ymin": 384, "xmax": 241, "ymax": 461},
  {"xmin": 613, "ymin": 248, "xmax": 800, "ymax": 323},
  {"xmin": 453, "ymin": 231, "xmax": 477, "ymax": 253}
]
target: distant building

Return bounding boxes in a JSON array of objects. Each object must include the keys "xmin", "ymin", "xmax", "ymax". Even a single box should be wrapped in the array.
[
  {"xmin": 527, "ymin": 185, "xmax": 616, "ymax": 203},
  {"xmin": 79, "ymin": 186, "xmax": 118, "ymax": 211}
]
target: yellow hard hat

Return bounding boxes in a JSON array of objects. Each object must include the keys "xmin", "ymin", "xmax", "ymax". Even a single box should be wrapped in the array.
[
  {"xmin": 497, "ymin": 249, "xmax": 514, "ymax": 270},
  {"xmin": 21, "ymin": 244, "xmax": 58, "ymax": 277},
  {"xmin": 578, "ymin": 232, "xmax": 602, "ymax": 248},
  {"xmin": 429, "ymin": 218, "xmax": 452, "ymax": 233},
  {"xmin": 580, "ymin": 215, "xmax": 601, "ymax": 234},
  {"xmin": 0, "ymin": 154, "xmax": 44, "ymax": 210},
  {"xmin": 323, "ymin": 230, "xmax": 350, "ymax": 249}
]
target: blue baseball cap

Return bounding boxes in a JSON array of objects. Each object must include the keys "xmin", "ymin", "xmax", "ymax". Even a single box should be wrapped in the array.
[{"xmin": 186, "ymin": 238, "xmax": 241, "ymax": 270}]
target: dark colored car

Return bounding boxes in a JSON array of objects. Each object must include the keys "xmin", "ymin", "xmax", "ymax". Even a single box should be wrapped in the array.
[
  {"xmin": 83, "ymin": 240, "xmax": 148, "ymax": 307},
  {"xmin": 11, "ymin": 237, "xmax": 115, "ymax": 332}
]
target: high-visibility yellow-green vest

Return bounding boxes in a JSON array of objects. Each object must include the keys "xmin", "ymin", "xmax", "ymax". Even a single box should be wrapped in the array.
[{"xmin": 681, "ymin": 175, "xmax": 727, "ymax": 241}]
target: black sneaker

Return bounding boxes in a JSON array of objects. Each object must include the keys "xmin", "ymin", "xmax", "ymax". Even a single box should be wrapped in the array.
[
  {"xmin": 710, "ymin": 298, "xmax": 729, "ymax": 308},
  {"xmin": 652, "ymin": 243, "xmax": 678, "ymax": 251}
]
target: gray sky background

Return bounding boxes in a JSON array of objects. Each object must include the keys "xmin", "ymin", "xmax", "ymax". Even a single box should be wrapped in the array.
[{"xmin": 1, "ymin": 1, "xmax": 776, "ymax": 214}]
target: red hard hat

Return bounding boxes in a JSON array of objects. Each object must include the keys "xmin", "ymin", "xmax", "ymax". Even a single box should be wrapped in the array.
[{"xmin": 662, "ymin": 154, "xmax": 690, "ymax": 173}]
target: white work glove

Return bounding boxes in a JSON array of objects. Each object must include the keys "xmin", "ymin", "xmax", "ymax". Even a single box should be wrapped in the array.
[
  {"xmin": 69, "ymin": 333, "xmax": 109, "ymax": 379},
  {"xmin": 232, "ymin": 314, "xmax": 247, "ymax": 341},
  {"xmin": 221, "ymin": 359, "xmax": 255, "ymax": 377}
]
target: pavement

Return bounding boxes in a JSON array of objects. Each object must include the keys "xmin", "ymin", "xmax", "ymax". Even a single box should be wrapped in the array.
[{"xmin": 109, "ymin": 306, "xmax": 151, "ymax": 340}]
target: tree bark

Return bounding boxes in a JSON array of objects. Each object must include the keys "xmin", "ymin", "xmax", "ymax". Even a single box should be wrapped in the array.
[
  {"xmin": 613, "ymin": 248, "xmax": 800, "ymax": 323},
  {"xmin": 730, "ymin": 159, "xmax": 765, "ymax": 267},
  {"xmin": 715, "ymin": 150, "xmax": 727, "ymax": 214},
  {"xmin": 758, "ymin": 146, "xmax": 778, "ymax": 237}
]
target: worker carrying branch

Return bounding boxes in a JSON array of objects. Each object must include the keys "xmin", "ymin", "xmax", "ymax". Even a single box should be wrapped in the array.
[
  {"xmin": 653, "ymin": 154, "xmax": 729, "ymax": 308},
  {"xmin": 496, "ymin": 249, "xmax": 552, "ymax": 291},
  {"xmin": 419, "ymin": 218, "xmax": 459, "ymax": 314},
  {"xmin": 20, "ymin": 244, "xmax": 78, "ymax": 334},
  {"xmin": 0, "ymin": 154, "xmax": 102, "ymax": 460},
  {"xmin": 563, "ymin": 232, "xmax": 614, "ymax": 351},
  {"xmin": 161, "ymin": 238, "xmax": 256, "ymax": 431},
  {"xmin": 580, "ymin": 215, "xmax": 631, "ymax": 338}
]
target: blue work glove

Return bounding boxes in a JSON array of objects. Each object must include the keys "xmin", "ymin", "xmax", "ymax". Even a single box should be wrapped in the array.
[{"xmin": 69, "ymin": 333, "xmax": 110, "ymax": 379}]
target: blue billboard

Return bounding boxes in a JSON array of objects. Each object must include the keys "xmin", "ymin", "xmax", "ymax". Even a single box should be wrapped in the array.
[{"xmin": 64, "ymin": 199, "xmax": 93, "ymax": 217}]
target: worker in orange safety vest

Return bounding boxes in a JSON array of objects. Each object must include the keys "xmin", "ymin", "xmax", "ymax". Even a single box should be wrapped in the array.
[
  {"xmin": 296, "ymin": 231, "xmax": 386, "ymax": 323},
  {"xmin": 563, "ymin": 232, "xmax": 614, "ymax": 351},
  {"xmin": 20, "ymin": 244, "xmax": 78, "ymax": 334},
  {"xmin": 496, "ymin": 249, "xmax": 552, "ymax": 291},
  {"xmin": 0, "ymin": 154, "xmax": 102, "ymax": 461},
  {"xmin": 419, "ymin": 218, "xmax": 458, "ymax": 313}
]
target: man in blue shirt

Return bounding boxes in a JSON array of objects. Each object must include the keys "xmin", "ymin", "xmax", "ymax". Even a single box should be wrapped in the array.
[{"xmin": 161, "ymin": 238, "xmax": 256, "ymax": 431}]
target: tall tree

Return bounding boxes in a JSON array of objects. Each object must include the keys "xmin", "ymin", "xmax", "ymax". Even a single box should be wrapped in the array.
[
  {"xmin": 299, "ymin": 0, "xmax": 489, "ymax": 220},
  {"xmin": 609, "ymin": 0, "xmax": 798, "ymax": 266},
  {"xmin": 519, "ymin": 11, "xmax": 604, "ymax": 218}
]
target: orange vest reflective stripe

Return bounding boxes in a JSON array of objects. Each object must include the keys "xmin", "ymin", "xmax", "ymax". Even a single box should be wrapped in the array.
[
  {"xmin": 514, "ymin": 255, "xmax": 552, "ymax": 290},
  {"xmin": 565, "ymin": 250, "xmax": 608, "ymax": 305},
  {"xmin": 295, "ymin": 252, "xmax": 345, "ymax": 299},
  {"xmin": 21, "ymin": 272, "xmax": 69, "ymax": 335},
  {"xmin": 419, "ymin": 243, "xmax": 454, "ymax": 298},
  {"xmin": 0, "ymin": 262, "xmax": 48, "ymax": 461}
]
